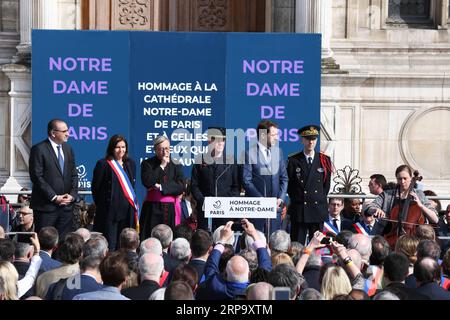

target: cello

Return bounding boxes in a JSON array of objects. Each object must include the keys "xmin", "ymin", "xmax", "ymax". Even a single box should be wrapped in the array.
[{"xmin": 384, "ymin": 170, "xmax": 425, "ymax": 249}]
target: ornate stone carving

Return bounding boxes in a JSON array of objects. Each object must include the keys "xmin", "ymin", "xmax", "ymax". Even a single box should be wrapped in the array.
[
  {"xmin": 193, "ymin": 0, "xmax": 229, "ymax": 31},
  {"xmin": 112, "ymin": 0, "xmax": 152, "ymax": 30},
  {"xmin": 332, "ymin": 165, "xmax": 364, "ymax": 194}
]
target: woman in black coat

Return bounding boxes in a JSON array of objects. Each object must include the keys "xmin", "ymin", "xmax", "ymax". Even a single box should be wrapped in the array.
[{"xmin": 92, "ymin": 134, "xmax": 137, "ymax": 250}]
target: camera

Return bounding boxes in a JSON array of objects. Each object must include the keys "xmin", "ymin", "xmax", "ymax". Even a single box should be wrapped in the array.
[
  {"xmin": 6, "ymin": 232, "xmax": 34, "ymax": 244},
  {"xmin": 320, "ymin": 237, "xmax": 333, "ymax": 245}
]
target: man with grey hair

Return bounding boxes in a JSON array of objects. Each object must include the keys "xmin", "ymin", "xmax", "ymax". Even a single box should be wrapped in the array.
[
  {"xmin": 269, "ymin": 230, "xmax": 291, "ymax": 254},
  {"xmin": 122, "ymin": 253, "xmax": 164, "ymax": 300},
  {"xmin": 373, "ymin": 291, "xmax": 400, "ymax": 300},
  {"xmin": 75, "ymin": 227, "xmax": 91, "ymax": 242},
  {"xmin": 13, "ymin": 242, "xmax": 33, "ymax": 278},
  {"xmin": 348, "ymin": 234, "xmax": 372, "ymax": 268},
  {"xmin": 151, "ymin": 224, "xmax": 179, "ymax": 273},
  {"xmin": 246, "ymin": 282, "xmax": 273, "ymax": 300},
  {"xmin": 139, "ymin": 237, "xmax": 162, "ymax": 256},
  {"xmin": 298, "ymin": 288, "xmax": 324, "ymax": 300},
  {"xmin": 268, "ymin": 263, "xmax": 305, "ymax": 300},
  {"xmin": 196, "ymin": 219, "xmax": 272, "ymax": 300},
  {"xmin": 140, "ymin": 135, "xmax": 185, "ymax": 238},
  {"xmin": 170, "ymin": 238, "xmax": 191, "ymax": 263}
]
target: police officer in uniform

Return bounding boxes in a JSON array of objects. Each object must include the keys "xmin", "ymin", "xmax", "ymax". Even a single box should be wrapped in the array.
[
  {"xmin": 287, "ymin": 125, "xmax": 332, "ymax": 244},
  {"xmin": 191, "ymin": 127, "xmax": 240, "ymax": 231}
]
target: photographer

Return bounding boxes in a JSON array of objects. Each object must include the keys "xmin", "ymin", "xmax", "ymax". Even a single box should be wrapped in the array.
[
  {"xmin": 196, "ymin": 219, "xmax": 271, "ymax": 300},
  {"xmin": 295, "ymin": 232, "xmax": 364, "ymax": 289}
]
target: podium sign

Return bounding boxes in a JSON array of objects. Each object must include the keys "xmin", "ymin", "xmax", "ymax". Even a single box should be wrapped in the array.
[{"xmin": 204, "ymin": 197, "xmax": 277, "ymax": 219}]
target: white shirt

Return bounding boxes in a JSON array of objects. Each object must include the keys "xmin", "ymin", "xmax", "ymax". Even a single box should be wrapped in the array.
[
  {"xmin": 257, "ymin": 141, "xmax": 271, "ymax": 163},
  {"xmin": 48, "ymin": 137, "xmax": 64, "ymax": 161},
  {"xmin": 328, "ymin": 214, "xmax": 341, "ymax": 231},
  {"xmin": 303, "ymin": 151, "xmax": 315, "ymax": 164}
]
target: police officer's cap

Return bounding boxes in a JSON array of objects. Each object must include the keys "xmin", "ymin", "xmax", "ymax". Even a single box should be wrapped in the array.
[{"xmin": 298, "ymin": 125, "xmax": 320, "ymax": 139}]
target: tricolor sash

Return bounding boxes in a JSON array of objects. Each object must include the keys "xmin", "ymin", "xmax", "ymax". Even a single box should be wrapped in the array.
[
  {"xmin": 323, "ymin": 221, "xmax": 339, "ymax": 236},
  {"xmin": 107, "ymin": 160, "xmax": 140, "ymax": 233},
  {"xmin": 353, "ymin": 222, "xmax": 369, "ymax": 236},
  {"xmin": 145, "ymin": 189, "xmax": 182, "ymax": 226}
]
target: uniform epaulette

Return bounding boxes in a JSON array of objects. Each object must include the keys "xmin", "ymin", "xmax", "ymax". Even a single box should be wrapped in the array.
[
  {"xmin": 319, "ymin": 151, "xmax": 330, "ymax": 159},
  {"xmin": 288, "ymin": 151, "xmax": 301, "ymax": 158}
]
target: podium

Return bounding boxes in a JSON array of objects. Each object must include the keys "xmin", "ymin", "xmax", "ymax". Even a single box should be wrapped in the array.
[{"xmin": 204, "ymin": 197, "xmax": 277, "ymax": 240}]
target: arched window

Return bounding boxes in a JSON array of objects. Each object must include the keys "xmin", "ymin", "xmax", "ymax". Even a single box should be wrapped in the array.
[{"xmin": 387, "ymin": 0, "xmax": 431, "ymax": 24}]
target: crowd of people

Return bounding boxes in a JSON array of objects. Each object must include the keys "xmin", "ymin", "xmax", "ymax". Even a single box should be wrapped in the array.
[{"xmin": 0, "ymin": 118, "xmax": 449, "ymax": 300}]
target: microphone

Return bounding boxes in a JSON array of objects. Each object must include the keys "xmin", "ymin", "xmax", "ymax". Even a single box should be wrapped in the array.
[{"xmin": 215, "ymin": 164, "xmax": 233, "ymax": 197}]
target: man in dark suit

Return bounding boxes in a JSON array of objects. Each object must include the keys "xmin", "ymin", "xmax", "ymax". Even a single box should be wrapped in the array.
[
  {"xmin": 414, "ymin": 257, "xmax": 450, "ymax": 300},
  {"xmin": 242, "ymin": 120, "xmax": 288, "ymax": 234},
  {"xmin": 379, "ymin": 252, "xmax": 429, "ymax": 300},
  {"xmin": 287, "ymin": 125, "xmax": 332, "ymax": 244},
  {"xmin": 38, "ymin": 226, "xmax": 61, "ymax": 273},
  {"xmin": 323, "ymin": 197, "xmax": 353, "ymax": 236},
  {"xmin": 29, "ymin": 119, "xmax": 78, "ymax": 239},
  {"xmin": 188, "ymin": 229, "xmax": 213, "ymax": 284},
  {"xmin": 122, "ymin": 253, "xmax": 162, "ymax": 300},
  {"xmin": 191, "ymin": 127, "xmax": 240, "ymax": 231}
]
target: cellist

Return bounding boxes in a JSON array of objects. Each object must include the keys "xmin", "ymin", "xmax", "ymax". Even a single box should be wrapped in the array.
[{"xmin": 366, "ymin": 165, "xmax": 438, "ymax": 237}]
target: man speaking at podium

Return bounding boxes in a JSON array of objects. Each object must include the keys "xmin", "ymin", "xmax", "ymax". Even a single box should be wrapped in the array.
[
  {"xmin": 242, "ymin": 120, "xmax": 288, "ymax": 234},
  {"xmin": 191, "ymin": 127, "xmax": 240, "ymax": 231}
]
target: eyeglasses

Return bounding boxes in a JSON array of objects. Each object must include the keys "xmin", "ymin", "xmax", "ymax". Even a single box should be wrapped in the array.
[
  {"xmin": 156, "ymin": 147, "xmax": 170, "ymax": 152},
  {"xmin": 53, "ymin": 129, "xmax": 69, "ymax": 133},
  {"xmin": 18, "ymin": 211, "xmax": 32, "ymax": 215}
]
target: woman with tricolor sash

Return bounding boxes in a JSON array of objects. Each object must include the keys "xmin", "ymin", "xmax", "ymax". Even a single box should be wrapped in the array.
[
  {"xmin": 139, "ymin": 136, "xmax": 185, "ymax": 240},
  {"xmin": 92, "ymin": 135, "xmax": 138, "ymax": 250}
]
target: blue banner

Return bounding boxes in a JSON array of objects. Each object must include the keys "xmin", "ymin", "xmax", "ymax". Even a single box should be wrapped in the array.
[{"xmin": 32, "ymin": 31, "xmax": 321, "ymax": 200}]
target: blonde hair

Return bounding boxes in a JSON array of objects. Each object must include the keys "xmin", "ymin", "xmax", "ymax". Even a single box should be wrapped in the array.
[
  {"xmin": 395, "ymin": 235, "xmax": 419, "ymax": 265},
  {"xmin": 271, "ymin": 252, "xmax": 294, "ymax": 268},
  {"xmin": 0, "ymin": 261, "xmax": 19, "ymax": 300},
  {"xmin": 320, "ymin": 265, "xmax": 352, "ymax": 300}
]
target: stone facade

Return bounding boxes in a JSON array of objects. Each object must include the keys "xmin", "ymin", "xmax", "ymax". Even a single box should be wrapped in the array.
[{"xmin": 0, "ymin": 0, "xmax": 448, "ymax": 206}]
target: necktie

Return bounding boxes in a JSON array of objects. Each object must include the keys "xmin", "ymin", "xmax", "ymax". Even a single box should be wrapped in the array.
[
  {"xmin": 307, "ymin": 156, "xmax": 313, "ymax": 169},
  {"xmin": 266, "ymin": 148, "xmax": 271, "ymax": 161},
  {"xmin": 57, "ymin": 145, "xmax": 64, "ymax": 173},
  {"xmin": 367, "ymin": 224, "xmax": 372, "ymax": 234},
  {"xmin": 332, "ymin": 218, "xmax": 339, "ymax": 231}
]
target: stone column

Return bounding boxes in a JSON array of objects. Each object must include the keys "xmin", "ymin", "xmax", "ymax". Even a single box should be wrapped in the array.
[
  {"xmin": 0, "ymin": 64, "xmax": 31, "ymax": 196},
  {"xmin": 13, "ymin": 0, "xmax": 33, "ymax": 64},
  {"xmin": 295, "ymin": 0, "xmax": 333, "ymax": 58}
]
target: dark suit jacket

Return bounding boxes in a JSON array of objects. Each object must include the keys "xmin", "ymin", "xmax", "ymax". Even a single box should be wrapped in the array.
[
  {"xmin": 382, "ymin": 282, "xmax": 430, "ymax": 300},
  {"xmin": 121, "ymin": 280, "xmax": 160, "ymax": 300},
  {"xmin": 188, "ymin": 259, "xmax": 207, "ymax": 283},
  {"xmin": 195, "ymin": 245, "xmax": 271, "ymax": 300},
  {"xmin": 13, "ymin": 260, "xmax": 30, "ymax": 278},
  {"xmin": 29, "ymin": 139, "xmax": 78, "ymax": 212},
  {"xmin": 39, "ymin": 251, "xmax": 62, "ymax": 273},
  {"xmin": 163, "ymin": 251, "xmax": 182, "ymax": 274},
  {"xmin": 415, "ymin": 282, "xmax": 450, "ymax": 300},
  {"xmin": 287, "ymin": 151, "xmax": 331, "ymax": 223},
  {"xmin": 242, "ymin": 145, "xmax": 288, "ymax": 200},
  {"xmin": 61, "ymin": 274, "xmax": 103, "ymax": 300}
]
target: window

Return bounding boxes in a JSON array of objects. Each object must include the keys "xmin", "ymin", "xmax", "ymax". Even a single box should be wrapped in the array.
[{"xmin": 387, "ymin": 0, "xmax": 431, "ymax": 25}]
